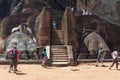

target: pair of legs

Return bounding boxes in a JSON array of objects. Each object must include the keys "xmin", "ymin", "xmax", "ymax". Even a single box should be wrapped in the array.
[
  {"xmin": 41, "ymin": 56, "xmax": 48, "ymax": 67},
  {"xmin": 9, "ymin": 59, "xmax": 18, "ymax": 73},
  {"xmin": 96, "ymin": 57, "xmax": 104, "ymax": 67},
  {"xmin": 109, "ymin": 58, "xmax": 118, "ymax": 70},
  {"xmin": 96, "ymin": 52, "xmax": 106, "ymax": 67}
]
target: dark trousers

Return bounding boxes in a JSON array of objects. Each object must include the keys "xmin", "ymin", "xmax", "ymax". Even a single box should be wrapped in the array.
[
  {"xmin": 10, "ymin": 59, "xmax": 17, "ymax": 70},
  {"xmin": 110, "ymin": 58, "xmax": 118, "ymax": 69}
]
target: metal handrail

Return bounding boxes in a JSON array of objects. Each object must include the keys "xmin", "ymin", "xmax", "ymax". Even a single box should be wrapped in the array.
[{"xmin": 0, "ymin": 53, "xmax": 41, "ymax": 60}]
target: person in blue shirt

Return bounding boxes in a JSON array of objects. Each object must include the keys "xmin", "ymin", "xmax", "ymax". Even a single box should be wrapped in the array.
[{"xmin": 96, "ymin": 48, "xmax": 105, "ymax": 67}]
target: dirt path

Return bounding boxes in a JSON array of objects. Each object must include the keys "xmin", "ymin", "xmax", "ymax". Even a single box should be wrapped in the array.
[{"xmin": 0, "ymin": 62, "xmax": 120, "ymax": 80}]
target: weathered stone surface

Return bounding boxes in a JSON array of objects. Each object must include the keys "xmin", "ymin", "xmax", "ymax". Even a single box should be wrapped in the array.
[
  {"xmin": 35, "ymin": 6, "xmax": 51, "ymax": 46},
  {"xmin": 84, "ymin": 32, "xmax": 110, "ymax": 52},
  {"xmin": 62, "ymin": 7, "xmax": 79, "ymax": 52},
  {"xmin": 1, "ymin": 13, "xmax": 32, "ymax": 39},
  {"xmin": 0, "ymin": 0, "xmax": 46, "ymax": 18},
  {"xmin": 93, "ymin": 0, "xmax": 120, "ymax": 26},
  {"xmin": 2, "ymin": 32, "xmax": 36, "ymax": 53},
  {"xmin": 75, "ymin": 15, "xmax": 120, "ymax": 52},
  {"xmin": 76, "ymin": 0, "xmax": 100, "ymax": 15},
  {"xmin": 23, "ymin": 0, "xmax": 47, "ymax": 37}
]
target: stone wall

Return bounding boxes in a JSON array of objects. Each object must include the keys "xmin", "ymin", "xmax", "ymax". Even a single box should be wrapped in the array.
[
  {"xmin": 35, "ymin": 6, "xmax": 51, "ymax": 46},
  {"xmin": 62, "ymin": 7, "xmax": 79, "ymax": 52}
]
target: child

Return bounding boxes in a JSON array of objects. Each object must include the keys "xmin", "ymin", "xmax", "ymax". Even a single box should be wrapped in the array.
[{"xmin": 41, "ymin": 49, "xmax": 48, "ymax": 67}]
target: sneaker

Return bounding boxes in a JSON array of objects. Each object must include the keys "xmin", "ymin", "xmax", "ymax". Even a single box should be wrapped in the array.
[
  {"xmin": 15, "ymin": 69, "xmax": 18, "ymax": 71},
  {"xmin": 14, "ymin": 71, "xmax": 16, "ymax": 73},
  {"xmin": 8, "ymin": 71, "xmax": 11, "ymax": 73},
  {"xmin": 109, "ymin": 67, "xmax": 111, "ymax": 70},
  {"xmin": 95, "ymin": 65, "xmax": 98, "ymax": 67},
  {"xmin": 102, "ymin": 65, "xmax": 105, "ymax": 67}
]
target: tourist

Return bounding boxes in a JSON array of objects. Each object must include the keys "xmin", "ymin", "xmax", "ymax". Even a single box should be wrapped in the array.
[
  {"xmin": 41, "ymin": 48, "xmax": 48, "ymax": 67},
  {"xmin": 8, "ymin": 43, "xmax": 19, "ymax": 73},
  {"xmin": 109, "ymin": 48, "xmax": 119, "ymax": 70},
  {"xmin": 52, "ymin": 21, "xmax": 57, "ymax": 30},
  {"xmin": 96, "ymin": 48, "xmax": 105, "ymax": 67}
]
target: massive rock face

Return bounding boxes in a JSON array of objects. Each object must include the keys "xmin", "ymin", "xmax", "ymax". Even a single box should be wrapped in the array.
[
  {"xmin": 1, "ymin": 13, "xmax": 32, "ymax": 39},
  {"xmin": 93, "ymin": 0, "xmax": 120, "ymax": 26},
  {"xmin": 75, "ymin": 15, "xmax": 120, "ymax": 52}
]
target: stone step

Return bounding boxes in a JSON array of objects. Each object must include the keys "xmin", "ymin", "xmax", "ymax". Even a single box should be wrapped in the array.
[
  {"xmin": 50, "ymin": 45, "xmax": 68, "ymax": 65},
  {"xmin": 51, "ymin": 48, "xmax": 66, "ymax": 52},
  {"xmin": 52, "ymin": 11, "xmax": 64, "ymax": 17},
  {"xmin": 52, "ymin": 30, "xmax": 63, "ymax": 36},
  {"xmin": 51, "ymin": 46, "xmax": 66, "ymax": 49},
  {"xmin": 52, "ymin": 35, "xmax": 64, "ymax": 39},
  {"xmin": 51, "ymin": 54, "xmax": 68, "ymax": 60},
  {"xmin": 51, "ymin": 54, "xmax": 68, "ymax": 57},
  {"xmin": 51, "ymin": 57, "xmax": 68, "ymax": 60},
  {"xmin": 51, "ymin": 39, "xmax": 64, "ymax": 43},
  {"xmin": 51, "ymin": 62, "xmax": 69, "ymax": 65},
  {"xmin": 51, "ymin": 41, "xmax": 64, "ymax": 45},
  {"xmin": 51, "ymin": 48, "xmax": 66, "ymax": 50},
  {"xmin": 51, "ymin": 59, "xmax": 69, "ymax": 62},
  {"xmin": 51, "ymin": 45, "xmax": 66, "ymax": 48},
  {"xmin": 51, "ymin": 50, "xmax": 67, "ymax": 53},
  {"xmin": 51, "ymin": 52, "xmax": 67, "ymax": 55}
]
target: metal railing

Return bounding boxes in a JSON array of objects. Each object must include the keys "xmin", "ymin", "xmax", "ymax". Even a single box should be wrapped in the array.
[
  {"xmin": 76, "ymin": 53, "xmax": 114, "ymax": 62},
  {"xmin": 0, "ymin": 53, "xmax": 42, "ymax": 60}
]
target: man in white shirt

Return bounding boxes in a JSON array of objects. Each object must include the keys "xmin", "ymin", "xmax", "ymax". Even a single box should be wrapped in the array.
[{"xmin": 109, "ymin": 48, "xmax": 119, "ymax": 70}]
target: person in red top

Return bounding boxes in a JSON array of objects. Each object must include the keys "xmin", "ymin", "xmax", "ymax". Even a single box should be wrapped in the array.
[{"xmin": 8, "ymin": 44, "xmax": 19, "ymax": 73}]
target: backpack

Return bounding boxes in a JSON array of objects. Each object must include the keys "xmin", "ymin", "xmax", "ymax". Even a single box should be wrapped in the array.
[{"xmin": 9, "ymin": 50, "xmax": 15, "ymax": 59}]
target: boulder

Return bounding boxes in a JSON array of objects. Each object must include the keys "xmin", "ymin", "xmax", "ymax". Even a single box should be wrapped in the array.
[
  {"xmin": 84, "ymin": 32, "xmax": 110, "ymax": 53},
  {"xmin": 3, "ymin": 32, "xmax": 36, "ymax": 54}
]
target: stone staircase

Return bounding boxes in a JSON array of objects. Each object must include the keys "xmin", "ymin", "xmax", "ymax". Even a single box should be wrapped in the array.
[
  {"xmin": 51, "ymin": 10, "xmax": 64, "ymax": 29},
  {"xmin": 49, "ymin": 10, "xmax": 74, "ymax": 66},
  {"xmin": 50, "ymin": 45, "xmax": 69, "ymax": 66},
  {"xmin": 51, "ymin": 30, "xmax": 64, "ymax": 45}
]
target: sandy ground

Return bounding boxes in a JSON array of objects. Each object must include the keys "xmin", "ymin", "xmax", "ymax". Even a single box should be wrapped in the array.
[{"xmin": 0, "ymin": 62, "xmax": 120, "ymax": 80}]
